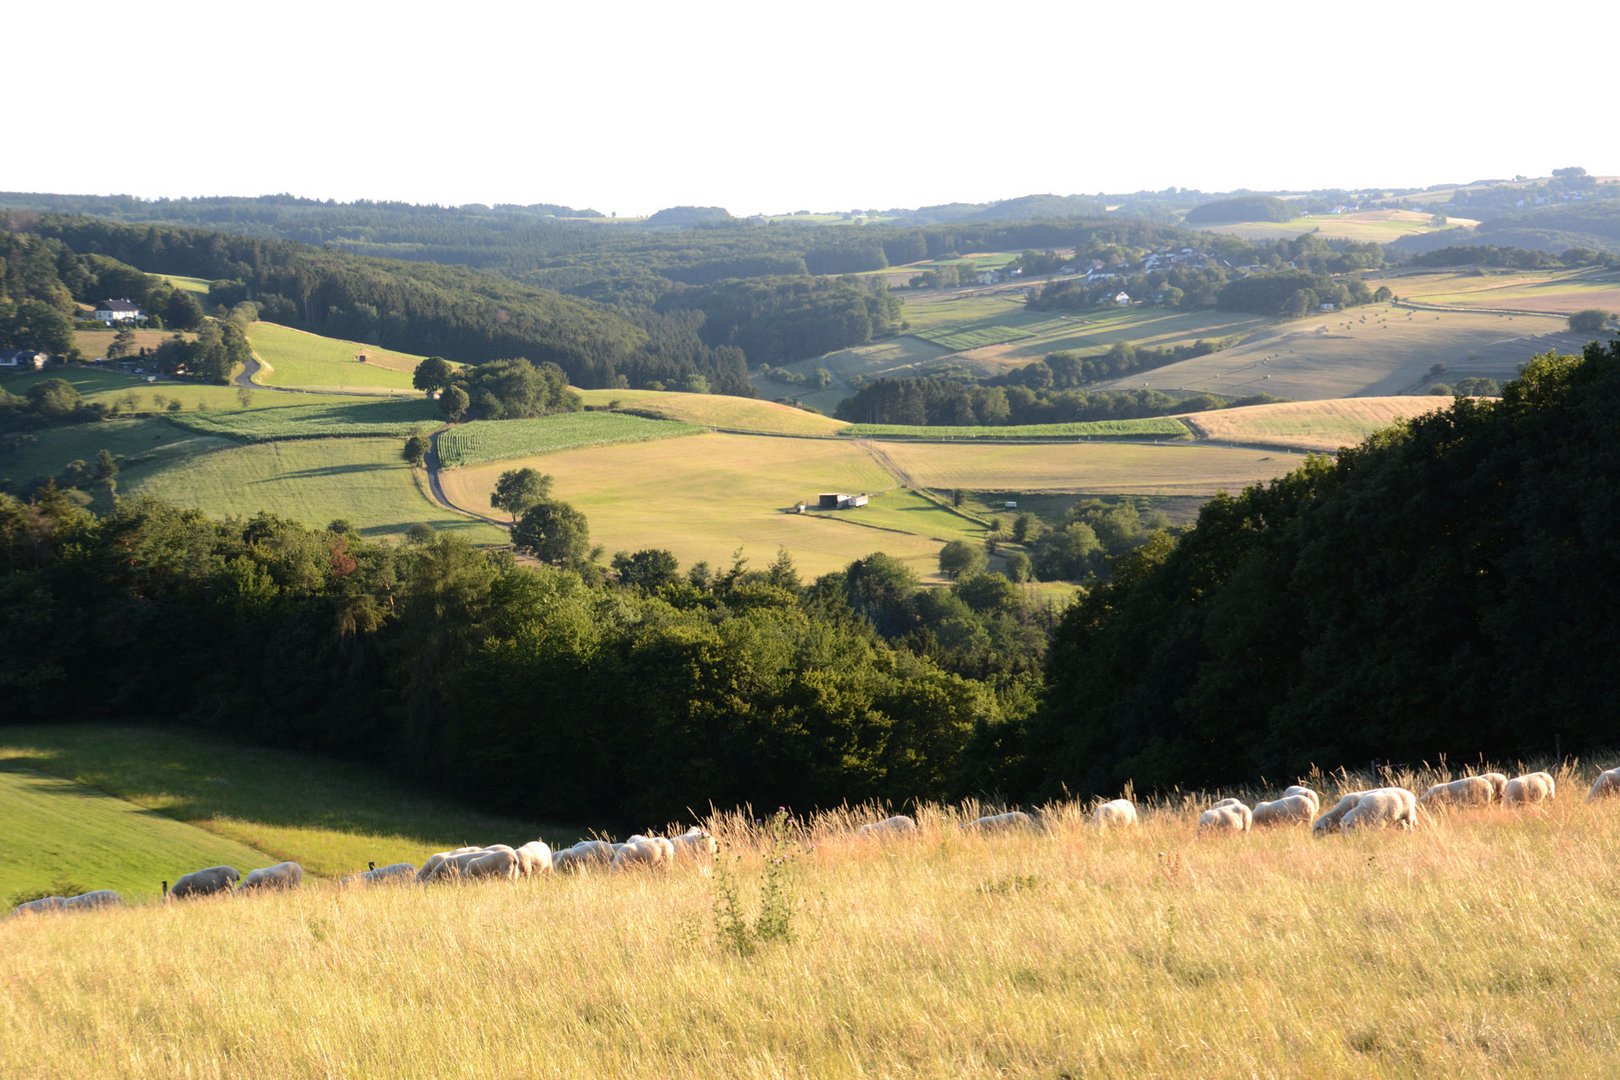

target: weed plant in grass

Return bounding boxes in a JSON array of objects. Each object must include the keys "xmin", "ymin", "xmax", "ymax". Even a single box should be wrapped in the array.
[
  {"xmin": 6, "ymin": 764, "xmax": 1620, "ymax": 1076},
  {"xmin": 436, "ymin": 412, "xmax": 704, "ymax": 468}
]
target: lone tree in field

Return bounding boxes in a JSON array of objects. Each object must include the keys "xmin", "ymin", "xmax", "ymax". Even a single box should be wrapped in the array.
[
  {"xmin": 413, "ymin": 356, "xmax": 455, "ymax": 394},
  {"xmin": 403, "ymin": 434, "xmax": 429, "ymax": 466},
  {"xmin": 1569, "ymin": 309, "xmax": 1610, "ymax": 333},
  {"xmin": 512, "ymin": 499, "xmax": 591, "ymax": 566},
  {"xmin": 938, "ymin": 539, "xmax": 988, "ymax": 579},
  {"xmin": 490, "ymin": 467, "xmax": 552, "ymax": 520}
]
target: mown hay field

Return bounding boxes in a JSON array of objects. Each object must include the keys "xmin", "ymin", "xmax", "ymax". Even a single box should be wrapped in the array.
[
  {"xmin": 246, "ymin": 322, "xmax": 430, "ymax": 394},
  {"xmin": 1193, "ymin": 208, "xmax": 1477, "ymax": 242},
  {"xmin": 1095, "ymin": 302, "xmax": 1588, "ymax": 401},
  {"xmin": 846, "ymin": 418, "xmax": 1190, "ymax": 441},
  {"xmin": 1375, "ymin": 267, "xmax": 1620, "ymax": 315},
  {"xmin": 439, "ymin": 432, "xmax": 950, "ymax": 578},
  {"xmin": 0, "ymin": 725, "xmax": 560, "ymax": 898},
  {"xmin": 7, "ymin": 771, "xmax": 1620, "ymax": 1077},
  {"xmin": 576, "ymin": 388, "xmax": 851, "ymax": 437},
  {"xmin": 1181, "ymin": 396, "xmax": 1452, "ymax": 452},
  {"xmin": 873, "ymin": 439, "xmax": 1309, "ymax": 496},
  {"xmin": 131, "ymin": 437, "xmax": 506, "ymax": 542}
]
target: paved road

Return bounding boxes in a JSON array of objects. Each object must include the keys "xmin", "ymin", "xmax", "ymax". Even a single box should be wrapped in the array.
[{"xmin": 423, "ymin": 425, "xmax": 509, "ymax": 527}]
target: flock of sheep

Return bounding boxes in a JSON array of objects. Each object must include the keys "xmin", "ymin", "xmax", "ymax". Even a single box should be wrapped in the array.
[{"xmin": 11, "ymin": 766, "xmax": 1620, "ymax": 919}]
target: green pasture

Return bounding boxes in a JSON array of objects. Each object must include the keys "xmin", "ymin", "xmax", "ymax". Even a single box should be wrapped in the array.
[
  {"xmin": 1374, "ymin": 268, "xmax": 1620, "ymax": 315},
  {"xmin": 911, "ymin": 322, "xmax": 1037, "ymax": 351},
  {"xmin": 0, "ymin": 758, "xmax": 275, "ymax": 906},
  {"xmin": 797, "ymin": 487, "xmax": 986, "ymax": 546},
  {"xmin": 130, "ymin": 437, "xmax": 506, "ymax": 543},
  {"xmin": 436, "ymin": 412, "xmax": 703, "ymax": 468},
  {"xmin": 576, "ymin": 387, "xmax": 850, "ymax": 436},
  {"xmin": 0, "ymin": 725, "xmax": 568, "ymax": 892},
  {"xmin": 166, "ymin": 396, "xmax": 440, "ymax": 442},
  {"xmin": 0, "ymin": 417, "xmax": 228, "ymax": 505},
  {"xmin": 247, "ymin": 322, "xmax": 431, "ymax": 394},
  {"xmin": 159, "ymin": 274, "xmax": 213, "ymax": 296},
  {"xmin": 845, "ymin": 418, "xmax": 1191, "ymax": 440}
]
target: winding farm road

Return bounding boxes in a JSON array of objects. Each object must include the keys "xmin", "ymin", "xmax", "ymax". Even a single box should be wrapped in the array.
[{"xmin": 423, "ymin": 425, "xmax": 509, "ymax": 527}]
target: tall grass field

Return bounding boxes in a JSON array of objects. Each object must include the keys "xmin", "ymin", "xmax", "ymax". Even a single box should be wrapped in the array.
[{"xmin": 5, "ymin": 761, "xmax": 1620, "ymax": 1076}]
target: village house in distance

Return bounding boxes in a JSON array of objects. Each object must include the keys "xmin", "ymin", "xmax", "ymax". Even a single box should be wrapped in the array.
[{"xmin": 92, "ymin": 298, "xmax": 143, "ymax": 324}]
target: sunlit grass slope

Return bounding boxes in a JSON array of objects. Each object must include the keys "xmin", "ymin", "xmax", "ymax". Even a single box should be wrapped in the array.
[
  {"xmin": 577, "ymin": 387, "xmax": 851, "ymax": 436},
  {"xmin": 246, "ymin": 321, "xmax": 431, "ymax": 393},
  {"xmin": 7, "ymin": 772, "xmax": 1620, "ymax": 1076},
  {"xmin": 0, "ymin": 725, "xmax": 567, "ymax": 892}
]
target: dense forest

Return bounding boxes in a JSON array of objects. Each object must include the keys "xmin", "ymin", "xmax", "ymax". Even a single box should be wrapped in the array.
[
  {"xmin": 3, "ymin": 342, "xmax": 1617, "ymax": 820},
  {"xmin": 1029, "ymin": 339, "xmax": 1620, "ymax": 798}
]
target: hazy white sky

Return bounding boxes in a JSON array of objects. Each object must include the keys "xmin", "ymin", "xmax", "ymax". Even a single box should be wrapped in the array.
[{"xmin": 11, "ymin": 1, "xmax": 1613, "ymax": 216}]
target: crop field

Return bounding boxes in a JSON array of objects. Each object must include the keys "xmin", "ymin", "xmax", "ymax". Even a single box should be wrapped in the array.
[
  {"xmin": 873, "ymin": 439, "xmax": 1309, "ymax": 496},
  {"xmin": 846, "ymin": 418, "xmax": 1190, "ymax": 440},
  {"xmin": 131, "ymin": 437, "xmax": 507, "ymax": 543},
  {"xmin": 576, "ymin": 388, "xmax": 850, "ymax": 437},
  {"xmin": 1182, "ymin": 396, "xmax": 1453, "ymax": 452},
  {"xmin": 954, "ymin": 306, "xmax": 1268, "ymax": 373},
  {"xmin": 71, "ymin": 326, "xmax": 195, "ymax": 359},
  {"xmin": 911, "ymin": 320, "xmax": 1037, "ymax": 351},
  {"xmin": 439, "ymin": 433, "xmax": 952, "ymax": 579},
  {"xmin": 165, "ymin": 396, "xmax": 440, "ymax": 442},
  {"xmin": 436, "ymin": 412, "xmax": 703, "ymax": 467},
  {"xmin": 246, "ymin": 322, "xmax": 431, "ymax": 393},
  {"xmin": 1375, "ymin": 267, "xmax": 1620, "ymax": 315},
  {"xmin": 1193, "ymin": 209, "xmax": 1479, "ymax": 242},
  {"xmin": 1094, "ymin": 302, "xmax": 1589, "ymax": 401},
  {"xmin": 0, "ymin": 725, "xmax": 560, "ymax": 898},
  {"xmin": 9, "ymin": 768, "xmax": 1620, "ymax": 1075}
]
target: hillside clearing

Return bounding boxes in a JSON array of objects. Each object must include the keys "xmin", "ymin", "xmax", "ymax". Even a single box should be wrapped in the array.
[
  {"xmin": 0, "ymin": 725, "xmax": 567, "ymax": 892},
  {"xmin": 246, "ymin": 321, "xmax": 430, "ymax": 394},
  {"xmin": 1182, "ymin": 396, "xmax": 1454, "ymax": 452},
  {"xmin": 440, "ymin": 432, "xmax": 954, "ymax": 579},
  {"xmin": 577, "ymin": 388, "xmax": 851, "ymax": 437}
]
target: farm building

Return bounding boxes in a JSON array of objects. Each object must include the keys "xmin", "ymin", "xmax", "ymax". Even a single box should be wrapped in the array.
[
  {"xmin": 0, "ymin": 349, "xmax": 49, "ymax": 370},
  {"xmin": 93, "ymin": 299, "xmax": 143, "ymax": 324},
  {"xmin": 817, "ymin": 493, "xmax": 870, "ymax": 510}
]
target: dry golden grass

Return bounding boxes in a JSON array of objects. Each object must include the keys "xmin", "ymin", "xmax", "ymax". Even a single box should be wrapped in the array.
[
  {"xmin": 1377, "ymin": 267, "xmax": 1620, "ymax": 315},
  {"xmin": 6, "ymin": 761, "xmax": 1620, "ymax": 1077},
  {"xmin": 576, "ymin": 388, "xmax": 851, "ymax": 437},
  {"xmin": 1182, "ymin": 396, "xmax": 1453, "ymax": 452}
]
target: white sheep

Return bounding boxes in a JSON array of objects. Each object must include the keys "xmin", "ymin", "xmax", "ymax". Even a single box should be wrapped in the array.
[
  {"xmin": 966, "ymin": 811, "xmax": 1034, "ymax": 833},
  {"xmin": 611, "ymin": 837, "xmax": 675, "ymax": 871},
  {"xmin": 1283, "ymin": 785, "xmax": 1318, "ymax": 802},
  {"xmin": 344, "ymin": 861, "xmax": 415, "ymax": 886},
  {"xmin": 856, "ymin": 814, "xmax": 917, "ymax": 838},
  {"xmin": 1198, "ymin": 802, "xmax": 1252, "ymax": 833},
  {"xmin": 9, "ymin": 896, "xmax": 66, "ymax": 917},
  {"xmin": 1419, "ymin": 776, "xmax": 1495, "ymax": 808},
  {"xmin": 1252, "ymin": 793, "xmax": 1318, "ymax": 827},
  {"xmin": 1312, "ymin": 792, "xmax": 1366, "ymax": 835},
  {"xmin": 167, "ymin": 866, "xmax": 240, "ymax": 899},
  {"xmin": 461, "ymin": 848, "xmax": 520, "ymax": 882},
  {"xmin": 415, "ymin": 847, "xmax": 484, "ymax": 883},
  {"xmin": 1588, "ymin": 767, "xmax": 1620, "ymax": 801},
  {"xmin": 551, "ymin": 840, "xmax": 616, "ymax": 873},
  {"xmin": 669, "ymin": 827, "xmax": 718, "ymax": 861},
  {"xmin": 516, "ymin": 841, "xmax": 554, "ymax": 876},
  {"xmin": 1095, "ymin": 799, "xmax": 1137, "ymax": 829},
  {"xmin": 238, "ymin": 862, "xmax": 304, "ymax": 892},
  {"xmin": 1504, "ymin": 771, "xmax": 1556, "ymax": 807},
  {"xmin": 60, "ymin": 890, "xmax": 122, "ymax": 912},
  {"xmin": 1340, "ymin": 787, "xmax": 1419, "ymax": 831},
  {"xmin": 1482, "ymin": 773, "xmax": 1509, "ymax": 800}
]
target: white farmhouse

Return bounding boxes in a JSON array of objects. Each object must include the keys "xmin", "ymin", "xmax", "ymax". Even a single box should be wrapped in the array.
[{"xmin": 93, "ymin": 298, "xmax": 143, "ymax": 324}]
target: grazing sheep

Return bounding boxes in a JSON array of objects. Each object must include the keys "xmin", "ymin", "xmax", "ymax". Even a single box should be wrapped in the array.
[
  {"xmin": 1482, "ymin": 773, "xmax": 1509, "ymax": 800},
  {"xmin": 516, "ymin": 841, "xmax": 554, "ymax": 876},
  {"xmin": 856, "ymin": 815, "xmax": 917, "ymax": 838},
  {"xmin": 967, "ymin": 811, "xmax": 1034, "ymax": 833},
  {"xmin": 416, "ymin": 846, "xmax": 487, "ymax": 882},
  {"xmin": 612, "ymin": 837, "xmax": 676, "ymax": 871},
  {"xmin": 462, "ymin": 848, "xmax": 520, "ymax": 882},
  {"xmin": 345, "ymin": 862, "xmax": 415, "ymax": 886},
  {"xmin": 669, "ymin": 827, "xmax": 718, "ymax": 861},
  {"xmin": 1095, "ymin": 799, "xmax": 1137, "ymax": 829},
  {"xmin": 60, "ymin": 890, "xmax": 122, "ymax": 912},
  {"xmin": 10, "ymin": 896, "xmax": 66, "ymax": 917},
  {"xmin": 1340, "ymin": 787, "xmax": 1419, "ymax": 832},
  {"xmin": 1312, "ymin": 792, "xmax": 1366, "ymax": 835},
  {"xmin": 1283, "ymin": 785, "xmax": 1318, "ymax": 802},
  {"xmin": 1419, "ymin": 776, "xmax": 1495, "ymax": 809},
  {"xmin": 238, "ymin": 862, "xmax": 304, "ymax": 892},
  {"xmin": 1588, "ymin": 767, "xmax": 1620, "ymax": 801},
  {"xmin": 168, "ymin": 866, "xmax": 240, "ymax": 899},
  {"xmin": 1199, "ymin": 802, "xmax": 1252, "ymax": 833},
  {"xmin": 1504, "ymin": 772, "xmax": 1556, "ymax": 807},
  {"xmin": 552, "ymin": 840, "xmax": 616, "ymax": 874},
  {"xmin": 1252, "ymin": 793, "xmax": 1318, "ymax": 827}
]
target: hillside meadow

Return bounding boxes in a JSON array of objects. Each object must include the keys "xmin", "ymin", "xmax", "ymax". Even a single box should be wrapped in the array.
[
  {"xmin": 6, "ymin": 766, "xmax": 1620, "ymax": 1076},
  {"xmin": 1373, "ymin": 266, "xmax": 1620, "ymax": 315},
  {"xmin": 245, "ymin": 321, "xmax": 430, "ymax": 394},
  {"xmin": 1179, "ymin": 396, "xmax": 1452, "ymax": 453}
]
